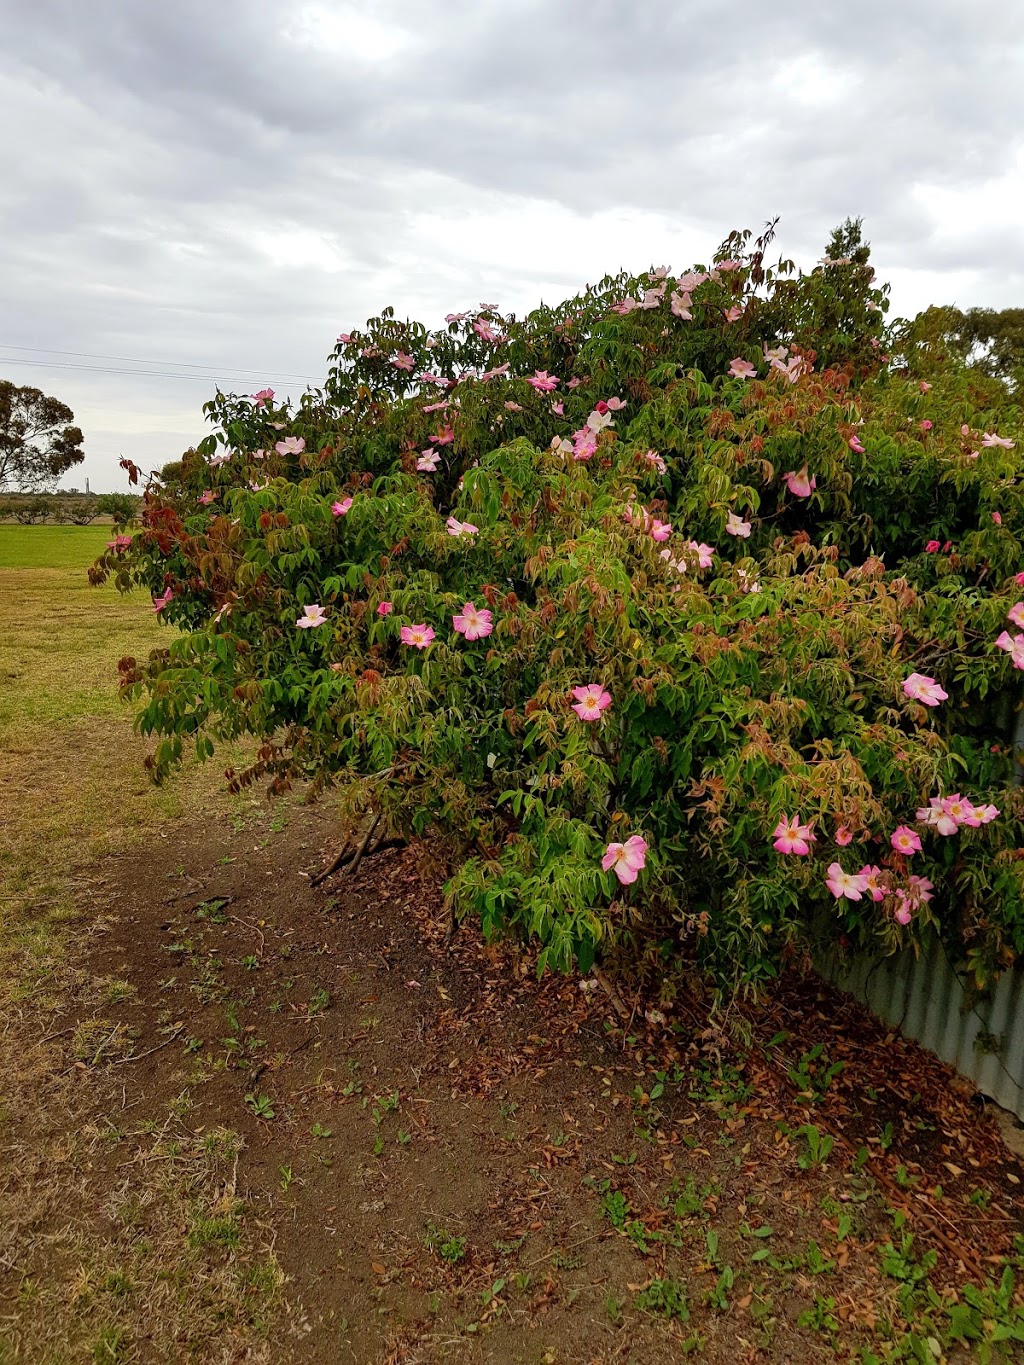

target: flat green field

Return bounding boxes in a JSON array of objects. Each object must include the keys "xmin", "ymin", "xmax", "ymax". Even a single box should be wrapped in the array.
[
  {"xmin": 0, "ymin": 521, "xmax": 113, "ymax": 570},
  {"xmin": 0, "ymin": 523, "xmax": 236, "ymax": 918}
]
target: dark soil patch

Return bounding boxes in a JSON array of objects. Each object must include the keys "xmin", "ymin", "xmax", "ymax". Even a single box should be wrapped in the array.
[{"xmin": 10, "ymin": 798, "xmax": 1024, "ymax": 1362}]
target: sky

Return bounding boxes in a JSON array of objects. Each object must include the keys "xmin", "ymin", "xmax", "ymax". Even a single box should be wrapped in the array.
[{"xmin": 2, "ymin": 0, "xmax": 1023, "ymax": 491}]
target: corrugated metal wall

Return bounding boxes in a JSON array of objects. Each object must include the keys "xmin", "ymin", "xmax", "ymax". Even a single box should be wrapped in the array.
[{"xmin": 821, "ymin": 937, "xmax": 1024, "ymax": 1119}]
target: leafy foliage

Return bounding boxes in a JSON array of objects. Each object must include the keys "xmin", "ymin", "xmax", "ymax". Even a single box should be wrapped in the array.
[
  {"xmin": 0, "ymin": 380, "xmax": 84, "ymax": 490},
  {"xmin": 93, "ymin": 221, "xmax": 1024, "ymax": 990}
]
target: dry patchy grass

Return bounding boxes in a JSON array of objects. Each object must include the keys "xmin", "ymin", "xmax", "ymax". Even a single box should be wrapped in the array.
[{"xmin": 0, "ymin": 526, "xmax": 281, "ymax": 1363}]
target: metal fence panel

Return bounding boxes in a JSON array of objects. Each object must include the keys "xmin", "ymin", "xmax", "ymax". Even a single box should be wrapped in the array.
[{"xmin": 820, "ymin": 936, "xmax": 1024, "ymax": 1119}]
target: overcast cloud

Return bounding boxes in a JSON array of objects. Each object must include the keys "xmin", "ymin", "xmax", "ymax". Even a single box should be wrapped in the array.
[{"xmin": 2, "ymin": 0, "xmax": 1023, "ymax": 490}]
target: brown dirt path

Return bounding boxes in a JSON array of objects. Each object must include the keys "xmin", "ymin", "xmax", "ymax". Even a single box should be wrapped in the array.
[{"xmin": 3, "ymin": 797, "xmax": 1024, "ymax": 1362}]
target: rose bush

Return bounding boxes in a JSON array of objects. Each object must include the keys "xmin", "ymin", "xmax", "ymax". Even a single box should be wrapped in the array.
[{"xmin": 93, "ymin": 221, "xmax": 1024, "ymax": 991}]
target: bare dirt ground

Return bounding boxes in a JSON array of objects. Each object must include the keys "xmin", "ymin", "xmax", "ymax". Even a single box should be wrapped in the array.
[{"xmin": 4, "ymin": 797, "xmax": 1024, "ymax": 1362}]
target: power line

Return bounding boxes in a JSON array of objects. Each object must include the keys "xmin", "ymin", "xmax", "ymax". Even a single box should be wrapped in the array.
[
  {"xmin": 0, "ymin": 355, "xmax": 320, "ymax": 387},
  {"xmin": 0, "ymin": 343, "xmax": 323, "ymax": 382}
]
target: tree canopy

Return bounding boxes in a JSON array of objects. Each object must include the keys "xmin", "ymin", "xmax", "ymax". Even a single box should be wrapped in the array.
[{"xmin": 0, "ymin": 380, "xmax": 84, "ymax": 491}]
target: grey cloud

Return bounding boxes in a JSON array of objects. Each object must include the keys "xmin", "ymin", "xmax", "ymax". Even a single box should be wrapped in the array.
[{"xmin": 1, "ymin": 0, "xmax": 1023, "ymax": 487}]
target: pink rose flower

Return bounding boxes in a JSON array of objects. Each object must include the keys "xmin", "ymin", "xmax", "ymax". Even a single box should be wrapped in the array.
[
  {"xmin": 571, "ymin": 684, "xmax": 612, "ymax": 722},
  {"xmin": 400, "ymin": 624, "xmax": 435, "ymax": 649},
  {"xmin": 296, "ymin": 603, "xmax": 328, "ymax": 629},
  {"xmin": 826, "ymin": 862, "xmax": 868, "ymax": 901},
  {"xmin": 783, "ymin": 466, "xmax": 816, "ymax": 498},
  {"xmin": 331, "ymin": 498, "xmax": 353, "ymax": 516},
  {"xmin": 903, "ymin": 672, "xmax": 948, "ymax": 706},
  {"xmin": 452, "ymin": 602, "xmax": 493, "ymax": 641},
  {"xmin": 890, "ymin": 826, "xmax": 922, "ymax": 856},
  {"xmin": 377, "ymin": 602, "xmax": 392, "ymax": 616},
  {"xmin": 526, "ymin": 370, "xmax": 559, "ymax": 392},
  {"xmin": 728, "ymin": 358, "xmax": 756, "ymax": 380},
  {"xmin": 602, "ymin": 835, "xmax": 648, "ymax": 885},
  {"xmin": 772, "ymin": 816, "xmax": 815, "ymax": 856}
]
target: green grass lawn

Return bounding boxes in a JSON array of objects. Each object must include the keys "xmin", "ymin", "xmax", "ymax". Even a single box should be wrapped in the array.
[
  {"xmin": 0, "ymin": 522, "xmax": 113, "ymax": 570},
  {"xmin": 0, "ymin": 522, "xmax": 243, "ymax": 918}
]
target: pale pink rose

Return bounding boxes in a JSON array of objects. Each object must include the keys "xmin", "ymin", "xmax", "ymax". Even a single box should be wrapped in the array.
[
  {"xmin": 275, "ymin": 436, "xmax": 305, "ymax": 456},
  {"xmin": 251, "ymin": 388, "xmax": 274, "ymax": 408},
  {"xmin": 296, "ymin": 603, "xmax": 328, "ymax": 629},
  {"xmin": 849, "ymin": 436, "xmax": 865, "ymax": 454},
  {"xmin": 417, "ymin": 451, "xmax": 441, "ymax": 472},
  {"xmin": 390, "ymin": 351, "xmax": 415, "ymax": 371},
  {"xmin": 826, "ymin": 862, "xmax": 868, "ymax": 901},
  {"xmin": 445, "ymin": 517, "xmax": 479, "ymax": 538},
  {"xmin": 783, "ymin": 467, "xmax": 816, "ymax": 498},
  {"xmin": 400, "ymin": 623, "xmax": 435, "ymax": 649},
  {"xmin": 920, "ymin": 381, "xmax": 932, "ymax": 392},
  {"xmin": 995, "ymin": 631, "xmax": 1024, "ymax": 669},
  {"xmin": 670, "ymin": 292, "xmax": 692, "ymax": 320},
  {"xmin": 649, "ymin": 519, "xmax": 672, "ymax": 542},
  {"xmin": 903, "ymin": 672, "xmax": 948, "ymax": 706},
  {"xmin": 982, "ymin": 432, "xmax": 1015, "ymax": 448},
  {"xmin": 723, "ymin": 305, "xmax": 744, "ymax": 323},
  {"xmin": 473, "ymin": 318, "xmax": 497, "ymax": 341},
  {"xmin": 377, "ymin": 602, "xmax": 392, "ymax": 616},
  {"xmin": 890, "ymin": 826, "xmax": 922, "ymax": 856},
  {"xmin": 106, "ymin": 534, "xmax": 132, "ymax": 552},
  {"xmin": 859, "ymin": 865, "xmax": 886, "ymax": 902},
  {"xmin": 1007, "ymin": 602, "xmax": 1024, "ymax": 629},
  {"xmin": 602, "ymin": 834, "xmax": 648, "ymax": 885},
  {"xmin": 571, "ymin": 684, "xmax": 612, "ymax": 722},
  {"xmin": 153, "ymin": 586, "xmax": 174, "ymax": 614},
  {"xmin": 725, "ymin": 511, "xmax": 751, "ymax": 538},
  {"xmin": 643, "ymin": 450, "xmax": 667, "ymax": 474},
  {"xmin": 772, "ymin": 817, "xmax": 815, "ymax": 856},
  {"xmin": 687, "ymin": 541, "xmax": 715, "ymax": 570},
  {"xmin": 452, "ymin": 602, "xmax": 493, "ymax": 641},
  {"xmin": 917, "ymin": 797, "xmax": 958, "ymax": 836},
  {"xmin": 834, "ymin": 825, "xmax": 853, "ymax": 846},
  {"xmin": 430, "ymin": 427, "xmax": 455, "ymax": 446},
  {"xmin": 605, "ymin": 397, "xmax": 627, "ymax": 411},
  {"xmin": 728, "ymin": 357, "xmax": 756, "ymax": 379},
  {"xmin": 198, "ymin": 490, "xmax": 216, "ymax": 505},
  {"xmin": 919, "ymin": 420, "xmax": 933, "ymax": 432},
  {"xmin": 526, "ymin": 370, "xmax": 559, "ymax": 392},
  {"xmin": 942, "ymin": 794, "xmax": 980, "ymax": 827}
]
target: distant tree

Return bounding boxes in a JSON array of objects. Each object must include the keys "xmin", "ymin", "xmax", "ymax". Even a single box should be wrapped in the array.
[
  {"xmin": 57, "ymin": 497, "xmax": 101, "ymax": 525},
  {"xmin": 95, "ymin": 492, "xmax": 140, "ymax": 524},
  {"xmin": 0, "ymin": 381, "xmax": 85, "ymax": 491},
  {"xmin": 11, "ymin": 496, "xmax": 52, "ymax": 524},
  {"xmin": 894, "ymin": 305, "xmax": 1024, "ymax": 391}
]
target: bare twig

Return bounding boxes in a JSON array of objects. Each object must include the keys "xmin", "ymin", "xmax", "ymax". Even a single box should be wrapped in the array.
[{"xmin": 109, "ymin": 1025, "xmax": 185, "ymax": 1066}]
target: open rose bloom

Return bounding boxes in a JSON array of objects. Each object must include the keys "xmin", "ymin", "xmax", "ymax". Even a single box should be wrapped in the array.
[
  {"xmin": 602, "ymin": 835, "xmax": 648, "ymax": 885},
  {"xmin": 571, "ymin": 684, "xmax": 612, "ymax": 721},
  {"xmin": 452, "ymin": 602, "xmax": 493, "ymax": 640}
]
